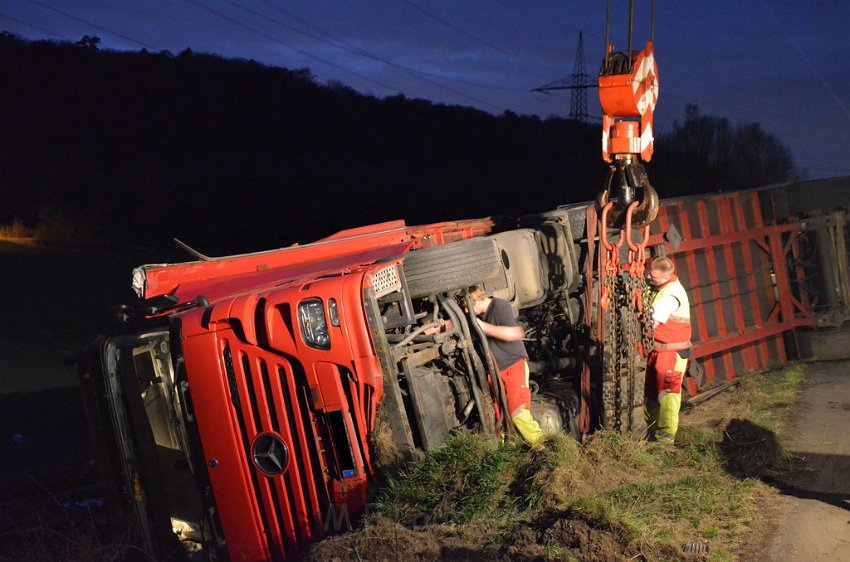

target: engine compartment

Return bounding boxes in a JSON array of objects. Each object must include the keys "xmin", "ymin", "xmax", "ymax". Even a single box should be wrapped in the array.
[{"xmin": 371, "ymin": 212, "xmax": 584, "ymax": 454}]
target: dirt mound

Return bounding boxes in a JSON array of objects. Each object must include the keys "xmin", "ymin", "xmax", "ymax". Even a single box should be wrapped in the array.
[
  {"xmin": 309, "ymin": 511, "xmax": 703, "ymax": 562},
  {"xmin": 505, "ymin": 512, "xmax": 638, "ymax": 562},
  {"xmin": 720, "ymin": 418, "xmax": 786, "ymax": 478},
  {"xmin": 308, "ymin": 517, "xmax": 494, "ymax": 561}
]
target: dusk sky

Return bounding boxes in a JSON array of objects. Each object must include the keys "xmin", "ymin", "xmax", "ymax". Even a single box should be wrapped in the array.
[{"xmin": 2, "ymin": 0, "xmax": 849, "ymax": 181}]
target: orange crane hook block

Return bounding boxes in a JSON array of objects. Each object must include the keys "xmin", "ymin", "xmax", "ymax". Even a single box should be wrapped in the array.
[
  {"xmin": 597, "ymin": 2, "xmax": 660, "ymax": 230},
  {"xmin": 599, "ymin": 40, "xmax": 658, "ymax": 163}
]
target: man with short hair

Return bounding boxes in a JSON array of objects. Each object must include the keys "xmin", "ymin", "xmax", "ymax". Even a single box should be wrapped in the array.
[
  {"xmin": 644, "ymin": 257, "xmax": 692, "ymax": 444},
  {"xmin": 468, "ymin": 285, "xmax": 545, "ymax": 445}
]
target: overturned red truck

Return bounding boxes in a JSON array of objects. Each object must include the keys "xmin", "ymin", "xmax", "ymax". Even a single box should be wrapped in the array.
[{"xmin": 77, "ymin": 178, "xmax": 850, "ymax": 561}]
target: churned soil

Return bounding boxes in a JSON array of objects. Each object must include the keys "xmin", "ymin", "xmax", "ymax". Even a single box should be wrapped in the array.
[{"xmin": 308, "ymin": 514, "xmax": 695, "ymax": 562}]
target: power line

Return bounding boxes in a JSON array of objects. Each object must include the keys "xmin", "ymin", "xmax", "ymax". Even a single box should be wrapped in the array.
[
  {"xmin": 761, "ymin": 0, "xmax": 850, "ymax": 125},
  {"xmin": 533, "ymin": 31, "xmax": 595, "ymax": 122},
  {"xmin": 661, "ymin": 90, "xmax": 850, "ymax": 141},
  {"xmin": 183, "ymin": 0, "xmax": 404, "ymax": 95},
  {"xmin": 765, "ymin": 130, "xmax": 850, "ymax": 145},
  {"xmin": 261, "ymin": 0, "xmax": 530, "ymax": 93},
  {"xmin": 400, "ymin": 0, "xmax": 565, "ymax": 76},
  {"xmin": 658, "ymin": 99, "xmax": 843, "ymax": 144},
  {"xmin": 793, "ymin": 156, "xmax": 850, "ymax": 169},
  {"xmin": 24, "ymin": 0, "xmax": 159, "ymax": 50},
  {"xmin": 797, "ymin": 166, "xmax": 850, "ymax": 176},
  {"xmin": 223, "ymin": 0, "xmax": 504, "ymax": 110},
  {"xmin": 0, "ymin": 10, "xmax": 73, "ymax": 40}
]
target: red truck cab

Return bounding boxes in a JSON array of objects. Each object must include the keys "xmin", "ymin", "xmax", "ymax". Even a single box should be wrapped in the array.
[{"xmin": 79, "ymin": 213, "xmax": 584, "ymax": 560}]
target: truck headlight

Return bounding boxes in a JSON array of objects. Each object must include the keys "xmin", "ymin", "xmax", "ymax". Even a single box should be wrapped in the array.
[{"xmin": 298, "ymin": 299, "xmax": 330, "ymax": 349}]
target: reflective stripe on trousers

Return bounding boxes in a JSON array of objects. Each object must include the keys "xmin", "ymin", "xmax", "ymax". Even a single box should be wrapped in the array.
[{"xmin": 644, "ymin": 350, "xmax": 688, "ymax": 444}]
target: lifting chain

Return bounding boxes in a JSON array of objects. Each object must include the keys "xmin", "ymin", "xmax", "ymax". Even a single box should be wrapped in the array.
[
  {"xmin": 598, "ymin": 202, "xmax": 654, "ymax": 433},
  {"xmin": 625, "ymin": 211, "xmax": 655, "ymax": 356}
]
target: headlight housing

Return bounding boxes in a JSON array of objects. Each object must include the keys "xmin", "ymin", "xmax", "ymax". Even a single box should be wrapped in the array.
[{"xmin": 298, "ymin": 298, "xmax": 330, "ymax": 349}]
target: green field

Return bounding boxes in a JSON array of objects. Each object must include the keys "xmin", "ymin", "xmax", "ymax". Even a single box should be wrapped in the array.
[{"xmin": 0, "ymin": 242, "xmax": 184, "ymax": 394}]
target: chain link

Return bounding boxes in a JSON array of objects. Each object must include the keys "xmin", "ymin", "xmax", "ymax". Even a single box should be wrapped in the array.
[
  {"xmin": 639, "ymin": 277, "xmax": 655, "ymax": 354},
  {"xmin": 603, "ymin": 268, "xmax": 636, "ymax": 433},
  {"xmin": 602, "ymin": 266, "xmax": 619, "ymax": 429},
  {"xmin": 599, "ymin": 204, "xmax": 655, "ymax": 434}
]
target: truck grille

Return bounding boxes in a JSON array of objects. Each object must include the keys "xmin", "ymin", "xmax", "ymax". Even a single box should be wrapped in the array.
[{"xmin": 222, "ymin": 343, "xmax": 330, "ymax": 558}]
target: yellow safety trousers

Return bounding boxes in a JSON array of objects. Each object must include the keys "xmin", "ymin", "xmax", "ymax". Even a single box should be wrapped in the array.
[
  {"xmin": 644, "ymin": 353, "xmax": 688, "ymax": 444},
  {"xmin": 510, "ymin": 362, "xmax": 545, "ymax": 445}
]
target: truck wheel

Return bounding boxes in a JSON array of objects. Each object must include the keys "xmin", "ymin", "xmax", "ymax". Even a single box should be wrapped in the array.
[
  {"xmin": 530, "ymin": 386, "xmax": 581, "ymax": 441},
  {"xmin": 403, "ymin": 237, "xmax": 508, "ymax": 299}
]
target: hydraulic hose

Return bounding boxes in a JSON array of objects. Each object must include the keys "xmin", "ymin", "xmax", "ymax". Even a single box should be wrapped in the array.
[
  {"xmin": 463, "ymin": 294, "xmax": 513, "ymax": 436},
  {"xmin": 439, "ymin": 296, "xmax": 495, "ymax": 436}
]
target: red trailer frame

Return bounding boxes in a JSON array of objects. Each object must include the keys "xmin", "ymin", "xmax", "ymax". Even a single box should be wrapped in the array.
[{"xmin": 648, "ymin": 191, "xmax": 813, "ymax": 392}]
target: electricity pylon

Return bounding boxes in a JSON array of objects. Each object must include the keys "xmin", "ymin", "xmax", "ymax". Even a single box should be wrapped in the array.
[{"xmin": 532, "ymin": 31, "xmax": 595, "ymax": 122}]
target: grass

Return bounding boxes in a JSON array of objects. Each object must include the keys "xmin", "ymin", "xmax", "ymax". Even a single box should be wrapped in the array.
[
  {"xmin": 0, "ymin": 499, "xmax": 142, "ymax": 562},
  {"xmin": 379, "ymin": 433, "xmax": 525, "ymax": 524},
  {"xmin": 602, "ymin": 475, "xmax": 759, "ymax": 542},
  {"xmin": 736, "ymin": 364, "xmax": 805, "ymax": 432},
  {"xmin": 354, "ymin": 364, "xmax": 808, "ymax": 561}
]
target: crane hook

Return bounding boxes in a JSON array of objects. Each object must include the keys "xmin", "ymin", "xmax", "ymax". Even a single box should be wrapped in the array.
[{"xmin": 597, "ymin": 158, "xmax": 659, "ymax": 229}]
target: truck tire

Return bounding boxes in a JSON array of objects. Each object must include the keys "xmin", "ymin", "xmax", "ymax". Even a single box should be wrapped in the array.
[
  {"xmin": 403, "ymin": 237, "xmax": 508, "ymax": 299},
  {"xmin": 530, "ymin": 384, "xmax": 581, "ymax": 442}
]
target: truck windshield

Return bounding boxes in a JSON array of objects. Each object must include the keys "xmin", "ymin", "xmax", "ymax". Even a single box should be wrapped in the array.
[{"xmin": 102, "ymin": 330, "xmax": 205, "ymax": 555}]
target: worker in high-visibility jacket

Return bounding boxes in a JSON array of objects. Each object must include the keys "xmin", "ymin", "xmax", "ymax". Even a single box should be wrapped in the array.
[{"xmin": 645, "ymin": 257, "xmax": 692, "ymax": 444}]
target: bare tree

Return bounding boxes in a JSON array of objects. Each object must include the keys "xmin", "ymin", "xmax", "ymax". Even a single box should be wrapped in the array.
[{"xmin": 653, "ymin": 104, "xmax": 795, "ymax": 196}]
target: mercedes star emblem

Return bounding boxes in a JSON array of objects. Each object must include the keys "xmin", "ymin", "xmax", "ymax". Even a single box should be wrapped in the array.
[{"xmin": 251, "ymin": 433, "xmax": 290, "ymax": 476}]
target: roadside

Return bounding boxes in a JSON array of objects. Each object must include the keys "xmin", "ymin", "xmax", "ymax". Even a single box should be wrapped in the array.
[
  {"xmin": 3, "ymin": 276, "xmax": 848, "ymax": 562},
  {"xmin": 761, "ymin": 360, "xmax": 850, "ymax": 561},
  {"xmin": 10, "ymin": 358, "xmax": 845, "ymax": 561},
  {"xmin": 642, "ymin": 359, "xmax": 850, "ymax": 561}
]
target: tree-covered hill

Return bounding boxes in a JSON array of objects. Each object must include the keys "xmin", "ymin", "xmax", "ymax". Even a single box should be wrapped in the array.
[
  {"xmin": 0, "ymin": 34, "xmax": 602, "ymax": 253},
  {"xmin": 0, "ymin": 34, "xmax": 794, "ymax": 254}
]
